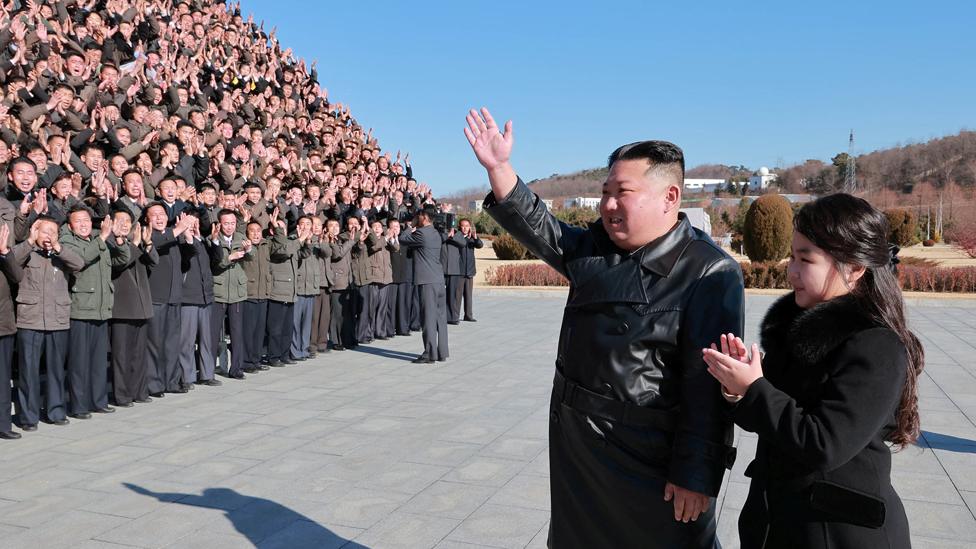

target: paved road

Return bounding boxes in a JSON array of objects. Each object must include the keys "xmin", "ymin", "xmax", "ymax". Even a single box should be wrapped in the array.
[{"xmin": 1, "ymin": 291, "xmax": 975, "ymax": 548}]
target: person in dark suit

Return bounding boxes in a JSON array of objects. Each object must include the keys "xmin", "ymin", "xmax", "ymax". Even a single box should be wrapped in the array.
[
  {"xmin": 703, "ymin": 194, "xmax": 921, "ymax": 549},
  {"xmin": 178, "ymin": 213, "xmax": 220, "ymax": 388},
  {"xmin": 327, "ymin": 218, "xmax": 357, "ymax": 351},
  {"xmin": 397, "ymin": 210, "xmax": 448, "ymax": 363},
  {"xmin": 146, "ymin": 203, "xmax": 194, "ymax": 397},
  {"xmin": 109, "ymin": 208, "xmax": 157, "ymax": 407},
  {"xmin": 387, "ymin": 219, "xmax": 414, "ymax": 336},
  {"xmin": 440, "ymin": 227, "xmax": 465, "ymax": 325},
  {"xmin": 457, "ymin": 218, "xmax": 483, "ymax": 322},
  {"xmin": 465, "ymin": 109, "xmax": 743, "ymax": 547},
  {"xmin": 0, "ymin": 223, "xmax": 23, "ymax": 439},
  {"xmin": 155, "ymin": 178, "xmax": 188, "ymax": 226}
]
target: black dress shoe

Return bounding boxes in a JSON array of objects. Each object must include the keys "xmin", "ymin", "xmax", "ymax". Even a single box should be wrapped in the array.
[
  {"xmin": 115, "ymin": 401, "xmax": 134, "ymax": 408},
  {"xmin": 19, "ymin": 424, "xmax": 36, "ymax": 432},
  {"xmin": 69, "ymin": 412, "xmax": 92, "ymax": 420},
  {"xmin": 93, "ymin": 406, "xmax": 115, "ymax": 414},
  {"xmin": 463, "ymin": 318, "xmax": 477, "ymax": 322},
  {"xmin": 447, "ymin": 320, "xmax": 460, "ymax": 325},
  {"xmin": 229, "ymin": 371, "xmax": 245, "ymax": 380},
  {"xmin": 50, "ymin": 418, "xmax": 70, "ymax": 426},
  {"xmin": 202, "ymin": 379, "xmax": 223, "ymax": 386},
  {"xmin": 282, "ymin": 358, "xmax": 297, "ymax": 365},
  {"xmin": 149, "ymin": 392, "xmax": 165, "ymax": 398},
  {"xmin": 134, "ymin": 397, "xmax": 152, "ymax": 404},
  {"xmin": 412, "ymin": 356, "xmax": 434, "ymax": 364},
  {"xmin": 258, "ymin": 364, "xmax": 270, "ymax": 371},
  {"xmin": 183, "ymin": 383, "xmax": 195, "ymax": 391},
  {"xmin": 243, "ymin": 366, "xmax": 258, "ymax": 373},
  {"xmin": 332, "ymin": 345, "xmax": 345, "ymax": 351},
  {"xmin": 437, "ymin": 357, "xmax": 448, "ymax": 362},
  {"xmin": 169, "ymin": 387, "xmax": 188, "ymax": 394},
  {"xmin": 269, "ymin": 359, "xmax": 284, "ymax": 367},
  {"xmin": 0, "ymin": 430, "xmax": 22, "ymax": 440},
  {"xmin": 308, "ymin": 351, "xmax": 317, "ymax": 358}
]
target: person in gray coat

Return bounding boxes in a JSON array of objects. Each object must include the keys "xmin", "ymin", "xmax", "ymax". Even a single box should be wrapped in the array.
[
  {"xmin": 440, "ymin": 227, "xmax": 466, "ymax": 324},
  {"xmin": 398, "ymin": 210, "xmax": 448, "ymax": 363},
  {"xmin": 11, "ymin": 217, "xmax": 85, "ymax": 430},
  {"xmin": 457, "ymin": 218, "xmax": 484, "ymax": 322}
]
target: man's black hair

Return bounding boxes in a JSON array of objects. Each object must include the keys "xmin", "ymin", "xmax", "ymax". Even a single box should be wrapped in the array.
[
  {"xmin": 7, "ymin": 156, "xmax": 36, "ymax": 173},
  {"xmin": 121, "ymin": 168, "xmax": 143, "ymax": 181},
  {"xmin": 217, "ymin": 208, "xmax": 237, "ymax": 220},
  {"xmin": 607, "ymin": 140, "xmax": 685, "ymax": 185},
  {"xmin": 67, "ymin": 203, "xmax": 95, "ymax": 218}
]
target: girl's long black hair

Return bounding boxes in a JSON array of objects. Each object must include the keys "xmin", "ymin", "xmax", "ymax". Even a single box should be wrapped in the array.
[{"xmin": 794, "ymin": 193, "xmax": 924, "ymax": 448}]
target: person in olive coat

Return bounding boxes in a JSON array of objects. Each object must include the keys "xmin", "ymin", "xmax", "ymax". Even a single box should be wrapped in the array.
[
  {"xmin": 350, "ymin": 215, "xmax": 378, "ymax": 344},
  {"xmin": 109, "ymin": 208, "xmax": 158, "ymax": 407},
  {"xmin": 703, "ymin": 194, "xmax": 921, "ymax": 549},
  {"xmin": 387, "ymin": 218, "xmax": 414, "ymax": 336},
  {"xmin": 210, "ymin": 209, "xmax": 252, "ymax": 380},
  {"xmin": 309, "ymin": 217, "xmax": 333, "ymax": 355},
  {"xmin": 60, "ymin": 205, "xmax": 131, "ymax": 419},
  {"xmin": 0, "ymin": 222, "xmax": 23, "ymax": 439},
  {"xmin": 291, "ymin": 215, "xmax": 319, "ymax": 361},
  {"xmin": 241, "ymin": 220, "xmax": 271, "ymax": 372},
  {"xmin": 266, "ymin": 213, "xmax": 309, "ymax": 366},
  {"xmin": 466, "ymin": 109, "xmax": 743, "ymax": 548},
  {"xmin": 11, "ymin": 217, "xmax": 85, "ymax": 430}
]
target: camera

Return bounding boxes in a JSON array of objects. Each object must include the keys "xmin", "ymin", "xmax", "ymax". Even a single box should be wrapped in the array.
[{"xmin": 432, "ymin": 212, "xmax": 456, "ymax": 232}]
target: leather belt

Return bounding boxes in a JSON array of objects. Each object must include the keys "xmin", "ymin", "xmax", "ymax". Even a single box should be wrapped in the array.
[{"xmin": 553, "ymin": 369, "xmax": 678, "ymax": 431}]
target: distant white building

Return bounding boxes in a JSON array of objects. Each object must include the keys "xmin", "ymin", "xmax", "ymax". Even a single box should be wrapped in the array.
[
  {"xmin": 683, "ymin": 178, "xmax": 727, "ymax": 194},
  {"xmin": 541, "ymin": 199, "xmax": 554, "ymax": 210},
  {"xmin": 680, "ymin": 207, "xmax": 712, "ymax": 235},
  {"xmin": 468, "ymin": 200, "xmax": 483, "ymax": 213},
  {"xmin": 563, "ymin": 196, "xmax": 601, "ymax": 210},
  {"xmin": 748, "ymin": 167, "xmax": 778, "ymax": 191}
]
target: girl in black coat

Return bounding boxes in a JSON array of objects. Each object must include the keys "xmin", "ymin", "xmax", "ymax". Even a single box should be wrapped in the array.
[{"xmin": 703, "ymin": 194, "xmax": 924, "ymax": 549}]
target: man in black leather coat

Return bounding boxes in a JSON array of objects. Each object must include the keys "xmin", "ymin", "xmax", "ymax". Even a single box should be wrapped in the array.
[{"xmin": 465, "ymin": 108, "xmax": 744, "ymax": 548}]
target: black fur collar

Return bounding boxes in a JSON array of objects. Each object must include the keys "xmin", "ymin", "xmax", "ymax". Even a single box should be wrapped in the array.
[{"xmin": 760, "ymin": 292, "xmax": 879, "ymax": 366}]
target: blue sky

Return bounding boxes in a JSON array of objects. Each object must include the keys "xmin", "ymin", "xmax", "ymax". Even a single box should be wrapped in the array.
[{"xmin": 245, "ymin": 0, "xmax": 976, "ymax": 194}]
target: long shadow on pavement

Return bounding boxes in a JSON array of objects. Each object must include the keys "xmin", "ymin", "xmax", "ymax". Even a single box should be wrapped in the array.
[
  {"xmin": 350, "ymin": 344, "xmax": 420, "ymax": 361},
  {"xmin": 921, "ymin": 431, "xmax": 976, "ymax": 453},
  {"xmin": 124, "ymin": 483, "xmax": 368, "ymax": 548}
]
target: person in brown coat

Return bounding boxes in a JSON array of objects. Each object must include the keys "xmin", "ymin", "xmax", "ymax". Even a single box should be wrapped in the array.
[
  {"xmin": 11, "ymin": 217, "xmax": 85, "ymax": 431},
  {"xmin": 0, "ymin": 223, "xmax": 23, "ymax": 439}
]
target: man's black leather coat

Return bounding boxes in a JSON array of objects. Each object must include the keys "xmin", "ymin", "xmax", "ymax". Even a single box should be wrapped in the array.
[{"xmin": 486, "ymin": 179, "xmax": 744, "ymax": 548}]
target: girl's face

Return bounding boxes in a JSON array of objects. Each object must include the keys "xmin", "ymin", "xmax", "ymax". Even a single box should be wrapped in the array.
[{"xmin": 787, "ymin": 232, "xmax": 865, "ymax": 309}]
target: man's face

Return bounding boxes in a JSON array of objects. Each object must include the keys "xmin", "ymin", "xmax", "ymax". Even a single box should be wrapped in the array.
[
  {"xmin": 346, "ymin": 218, "xmax": 360, "ymax": 233},
  {"xmin": 326, "ymin": 220, "xmax": 340, "ymax": 237},
  {"xmin": 288, "ymin": 188, "xmax": 302, "ymax": 203},
  {"xmin": 34, "ymin": 220, "xmax": 59, "ymax": 251},
  {"xmin": 0, "ymin": 141, "xmax": 9, "ymax": 163},
  {"xmin": 27, "ymin": 148, "xmax": 47, "ymax": 169},
  {"xmin": 123, "ymin": 173, "xmax": 143, "ymax": 198},
  {"xmin": 245, "ymin": 187, "xmax": 262, "ymax": 204},
  {"xmin": 246, "ymin": 223, "xmax": 262, "ymax": 244},
  {"xmin": 460, "ymin": 220, "xmax": 472, "ymax": 235},
  {"xmin": 199, "ymin": 188, "xmax": 217, "ymax": 206},
  {"xmin": 307, "ymin": 186, "xmax": 320, "ymax": 202},
  {"xmin": 221, "ymin": 192, "xmax": 237, "ymax": 209},
  {"xmin": 312, "ymin": 217, "xmax": 323, "ymax": 236},
  {"xmin": 113, "ymin": 212, "xmax": 132, "ymax": 237},
  {"xmin": 162, "ymin": 143, "xmax": 180, "ymax": 162},
  {"xmin": 388, "ymin": 220, "xmax": 400, "ymax": 236},
  {"xmin": 158, "ymin": 181, "xmax": 177, "ymax": 202},
  {"xmin": 100, "ymin": 66, "xmax": 119, "ymax": 87},
  {"xmin": 9, "ymin": 161, "xmax": 37, "ymax": 193},
  {"xmin": 219, "ymin": 214, "xmax": 236, "ymax": 237},
  {"xmin": 177, "ymin": 88, "xmax": 189, "ymax": 105},
  {"xmin": 51, "ymin": 178, "xmax": 72, "ymax": 199},
  {"xmin": 82, "ymin": 149, "xmax": 104, "ymax": 172},
  {"xmin": 147, "ymin": 205, "xmax": 168, "ymax": 230},
  {"xmin": 111, "ymin": 155, "xmax": 128, "ymax": 175},
  {"xmin": 371, "ymin": 222, "xmax": 383, "ymax": 237},
  {"xmin": 599, "ymin": 159, "xmax": 677, "ymax": 252},
  {"xmin": 297, "ymin": 218, "xmax": 312, "ymax": 235},
  {"xmin": 115, "ymin": 127, "xmax": 132, "ymax": 147},
  {"xmin": 68, "ymin": 210, "xmax": 93, "ymax": 239},
  {"xmin": 221, "ymin": 122, "xmax": 234, "ymax": 139},
  {"xmin": 67, "ymin": 55, "xmax": 86, "ymax": 76}
]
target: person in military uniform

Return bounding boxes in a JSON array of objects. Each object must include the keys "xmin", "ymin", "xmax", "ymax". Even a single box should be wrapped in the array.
[{"xmin": 464, "ymin": 108, "xmax": 744, "ymax": 548}]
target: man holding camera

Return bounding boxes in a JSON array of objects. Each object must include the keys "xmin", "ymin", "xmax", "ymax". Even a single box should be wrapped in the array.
[{"xmin": 397, "ymin": 210, "xmax": 448, "ymax": 363}]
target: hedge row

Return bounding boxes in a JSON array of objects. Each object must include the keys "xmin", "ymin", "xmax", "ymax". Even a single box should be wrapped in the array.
[
  {"xmin": 485, "ymin": 264, "xmax": 568, "ymax": 286},
  {"xmin": 740, "ymin": 262, "xmax": 976, "ymax": 293},
  {"xmin": 485, "ymin": 262, "xmax": 976, "ymax": 293}
]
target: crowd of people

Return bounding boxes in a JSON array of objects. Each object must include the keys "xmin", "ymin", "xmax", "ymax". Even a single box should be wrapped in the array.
[{"xmin": 0, "ymin": 0, "xmax": 484, "ymax": 440}]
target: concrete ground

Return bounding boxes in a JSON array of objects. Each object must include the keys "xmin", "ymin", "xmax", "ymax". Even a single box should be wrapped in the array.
[{"xmin": 1, "ymin": 291, "xmax": 975, "ymax": 548}]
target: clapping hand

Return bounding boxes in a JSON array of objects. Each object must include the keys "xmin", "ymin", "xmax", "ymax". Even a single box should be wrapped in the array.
[
  {"xmin": 0, "ymin": 223, "xmax": 9, "ymax": 255},
  {"xmin": 702, "ymin": 333, "xmax": 764, "ymax": 397}
]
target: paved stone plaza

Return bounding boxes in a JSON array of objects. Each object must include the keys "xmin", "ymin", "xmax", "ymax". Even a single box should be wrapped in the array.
[{"xmin": 1, "ymin": 291, "xmax": 975, "ymax": 548}]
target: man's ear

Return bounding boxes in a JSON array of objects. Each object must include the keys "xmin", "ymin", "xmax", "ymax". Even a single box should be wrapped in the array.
[{"xmin": 664, "ymin": 183, "xmax": 681, "ymax": 214}]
